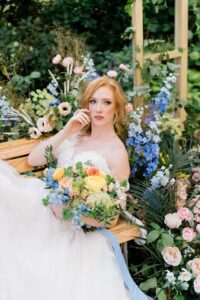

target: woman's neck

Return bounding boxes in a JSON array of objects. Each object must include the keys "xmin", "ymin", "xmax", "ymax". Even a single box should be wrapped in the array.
[{"xmin": 90, "ymin": 124, "xmax": 116, "ymax": 141}]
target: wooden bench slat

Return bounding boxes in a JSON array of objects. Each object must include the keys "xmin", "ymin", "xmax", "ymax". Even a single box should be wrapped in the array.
[
  {"xmin": 0, "ymin": 139, "xmax": 41, "ymax": 160},
  {"xmin": 6, "ymin": 157, "xmax": 40, "ymax": 173}
]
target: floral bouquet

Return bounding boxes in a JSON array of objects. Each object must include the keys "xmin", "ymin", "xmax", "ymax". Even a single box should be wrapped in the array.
[
  {"xmin": 42, "ymin": 161, "xmax": 129, "ymax": 230},
  {"xmin": 135, "ymin": 166, "xmax": 200, "ymax": 299}
]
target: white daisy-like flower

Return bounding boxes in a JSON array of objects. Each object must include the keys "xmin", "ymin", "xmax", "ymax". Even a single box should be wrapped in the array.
[
  {"xmin": 28, "ymin": 127, "xmax": 42, "ymax": 139},
  {"xmin": 58, "ymin": 102, "xmax": 72, "ymax": 116},
  {"xmin": 178, "ymin": 268, "xmax": 192, "ymax": 282}
]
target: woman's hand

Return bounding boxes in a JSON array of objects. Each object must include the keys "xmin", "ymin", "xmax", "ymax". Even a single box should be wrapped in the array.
[
  {"xmin": 81, "ymin": 215, "xmax": 119, "ymax": 229},
  {"xmin": 63, "ymin": 109, "xmax": 91, "ymax": 136}
]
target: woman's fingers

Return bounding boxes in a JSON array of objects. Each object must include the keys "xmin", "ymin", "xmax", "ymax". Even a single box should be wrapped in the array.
[
  {"xmin": 74, "ymin": 108, "xmax": 90, "ymax": 115},
  {"xmin": 75, "ymin": 112, "xmax": 90, "ymax": 124}
]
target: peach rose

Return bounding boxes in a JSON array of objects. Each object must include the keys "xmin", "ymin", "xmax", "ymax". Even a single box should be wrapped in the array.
[
  {"xmin": 107, "ymin": 70, "xmax": 118, "ymax": 78},
  {"xmin": 164, "ymin": 213, "xmax": 182, "ymax": 229},
  {"xmin": 178, "ymin": 207, "xmax": 192, "ymax": 221},
  {"xmin": 58, "ymin": 177, "xmax": 72, "ymax": 189},
  {"xmin": 62, "ymin": 57, "xmax": 74, "ymax": 67},
  {"xmin": 86, "ymin": 166, "xmax": 100, "ymax": 176},
  {"xmin": 52, "ymin": 54, "xmax": 62, "ymax": 64},
  {"xmin": 188, "ymin": 258, "xmax": 200, "ymax": 275},
  {"xmin": 125, "ymin": 103, "xmax": 133, "ymax": 113},
  {"xmin": 182, "ymin": 227, "xmax": 196, "ymax": 242},
  {"xmin": 194, "ymin": 275, "xmax": 200, "ymax": 294},
  {"xmin": 161, "ymin": 246, "xmax": 182, "ymax": 266}
]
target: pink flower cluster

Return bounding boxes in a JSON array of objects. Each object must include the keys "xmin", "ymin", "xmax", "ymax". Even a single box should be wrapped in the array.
[
  {"xmin": 165, "ymin": 206, "xmax": 199, "ymax": 243},
  {"xmin": 52, "ymin": 54, "xmax": 84, "ymax": 75}
]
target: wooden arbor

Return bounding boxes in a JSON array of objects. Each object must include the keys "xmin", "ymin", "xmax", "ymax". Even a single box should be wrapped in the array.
[{"xmin": 132, "ymin": 0, "xmax": 188, "ymax": 127}]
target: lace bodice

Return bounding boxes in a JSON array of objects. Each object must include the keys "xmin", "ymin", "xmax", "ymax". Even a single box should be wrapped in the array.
[{"xmin": 56, "ymin": 134, "xmax": 112, "ymax": 175}]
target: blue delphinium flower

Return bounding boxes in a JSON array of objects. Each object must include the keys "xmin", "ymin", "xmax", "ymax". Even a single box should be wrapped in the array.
[{"xmin": 42, "ymin": 168, "xmax": 58, "ymax": 189}]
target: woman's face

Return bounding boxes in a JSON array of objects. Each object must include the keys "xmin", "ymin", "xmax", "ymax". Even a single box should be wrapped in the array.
[{"xmin": 88, "ymin": 86, "xmax": 116, "ymax": 127}]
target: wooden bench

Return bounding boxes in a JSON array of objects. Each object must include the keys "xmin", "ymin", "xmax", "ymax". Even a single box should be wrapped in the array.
[{"xmin": 0, "ymin": 138, "xmax": 142, "ymax": 244}]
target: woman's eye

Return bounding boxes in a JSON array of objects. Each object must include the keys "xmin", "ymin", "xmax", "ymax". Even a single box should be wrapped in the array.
[
  {"xmin": 89, "ymin": 99, "xmax": 96, "ymax": 104},
  {"xmin": 105, "ymin": 101, "xmax": 112, "ymax": 105}
]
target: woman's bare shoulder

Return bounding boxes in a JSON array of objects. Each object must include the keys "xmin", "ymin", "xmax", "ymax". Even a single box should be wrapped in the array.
[{"xmin": 106, "ymin": 137, "xmax": 130, "ymax": 181}]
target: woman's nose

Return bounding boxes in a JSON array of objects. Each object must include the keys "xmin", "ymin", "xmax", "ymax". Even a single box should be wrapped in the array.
[{"xmin": 96, "ymin": 102, "xmax": 102, "ymax": 112}]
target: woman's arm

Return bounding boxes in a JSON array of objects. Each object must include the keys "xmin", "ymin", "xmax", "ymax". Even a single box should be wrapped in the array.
[{"xmin": 28, "ymin": 109, "xmax": 90, "ymax": 166}]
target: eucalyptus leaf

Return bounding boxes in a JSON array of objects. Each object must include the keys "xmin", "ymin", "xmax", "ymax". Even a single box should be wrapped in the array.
[
  {"xmin": 147, "ymin": 230, "xmax": 160, "ymax": 244},
  {"xmin": 139, "ymin": 277, "xmax": 157, "ymax": 292}
]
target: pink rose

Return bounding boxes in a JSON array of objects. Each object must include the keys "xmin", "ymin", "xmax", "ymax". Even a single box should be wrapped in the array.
[
  {"xmin": 36, "ymin": 117, "xmax": 53, "ymax": 133},
  {"xmin": 196, "ymin": 201, "xmax": 200, "ymax": 209},
  {"xmin": 119, "ymin": 64, "xmax": 129, "ymax": 72},
  {"xmin": 62, "ymin": 57, "xmax": 74, "ymax": 67},
  {"xmin": 73, "ymin": 66, "xmax": 84, "ymax": 75},
  {"xmin": 194, "ymin": 185, "xmax": 200, "ymax": 193},
  {"xmin": 161, "ymin": 246, "xmax": 182, "ymax": 266},
  {"xmin": 164, "ymin": 213, "xmax": 182, "ymax": 229},
  {"xmin": 194, "ymin": 275, "xmax": 200, "ymax": 294},
  {"xmin": 188, "ymin": 258, "xmax": 200, "ymax": 275},
  {"xmin": 196, "ymin": 224, "xmax": 200, "ymax": 233},
  {"xmin": 125, "ymin": 103, "xmax": 133, "ymax": 113},
  {"xmin": 107, "ymin": 70, "xmax": 118, "ymax": 78},
  {"xmin": 178, "ymin": 207, "xmax": 192, "ymax": 221},
  {"xmin": 182, "ymin": 227, "xmax": 196, "ymax": 242},
  {"xmin": 52, "ymin": 54, "xmax": 62, "ymax": 64},
  {"xmin": 192, "ymin": 172, "xmax": 200, "ymax": 182}
]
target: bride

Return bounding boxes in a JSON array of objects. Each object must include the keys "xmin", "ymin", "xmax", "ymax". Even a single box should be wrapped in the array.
[{"xmin": 0, "ymin": 76, "xmax": 150, "ymax": 299}]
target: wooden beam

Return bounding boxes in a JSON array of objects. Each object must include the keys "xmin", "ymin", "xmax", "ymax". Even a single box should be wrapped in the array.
[
  {"xmin": 144, "ymin": 49, "xmax": 182, "ymax": 61},
  {"xmin": 175, "ymin": 0, "xmax": 188, "ymax": 128},
  {"xmin": 132, "ymin": 0, "xmax": 144, "ymax": 106}
]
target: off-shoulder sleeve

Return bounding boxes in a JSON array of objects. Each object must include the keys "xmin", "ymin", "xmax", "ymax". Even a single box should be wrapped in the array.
[{"xmin": 56, "ymin": 134, "xmax": 78, "ymax": 167}]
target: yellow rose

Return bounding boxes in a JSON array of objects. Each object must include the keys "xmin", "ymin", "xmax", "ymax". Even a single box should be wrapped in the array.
[
  {"xmin": 84, "ymin": 175, "xmax": 106, "ymax": 192},
  {"xmin": 53, "ymin": 168, "xmax": 65, "ymax": 181}
]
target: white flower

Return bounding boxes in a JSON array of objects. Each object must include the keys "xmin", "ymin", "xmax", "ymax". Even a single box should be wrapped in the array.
[
  {"xmin": 178, "ymin": 268, "xmax": 192, "ymax": 282},
  {"xmin": 165, "ymin": 270, "xmax": 176, "ymax": 285},
  {"xmin": 58, "ymin": 102, "xmax": 72, "ymax": 116},
  {"xmin": 107, "ymin": 70, "xmax": 118, "ymax": 78},
  {"xmin": 119, "ymin": 64, "xmax": 129, "ymax": 72},
  {"xmin": 194, "ymin": 275, "xmax": 200, "ymax": 294},
  {"xmin": 28, "ymin": 127, "xmax": 42, "ymax": 139},
  {"xmin": 180, "ymin": 282, "xmax": 189, "ymax": 290},
  {"xmin": 36, "ymin": 117, "xmax": 53, "ymax": 133},
  {"xmin": 164, "ymin": 213, "xmax": 182, "ymax": 229}
]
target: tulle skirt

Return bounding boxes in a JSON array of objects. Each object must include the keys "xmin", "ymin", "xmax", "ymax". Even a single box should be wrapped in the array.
[{"xmin": 0, "ymin": 160, "xmax": 132, "ymax": 300}]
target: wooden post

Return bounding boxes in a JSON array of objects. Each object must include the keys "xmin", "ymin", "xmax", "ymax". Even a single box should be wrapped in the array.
[
  {"xmin": 132, "ymin": 0, "xmax": 144, "ymax": 107},
  {"xmin": 175, "ymin": 0, "xmax": 188, "ymax": 129}
]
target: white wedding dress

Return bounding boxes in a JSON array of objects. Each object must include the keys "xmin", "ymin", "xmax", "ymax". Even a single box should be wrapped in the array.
[{"xmin": 0, "ymin": 136, "xmax": 148, "ymax": 300}]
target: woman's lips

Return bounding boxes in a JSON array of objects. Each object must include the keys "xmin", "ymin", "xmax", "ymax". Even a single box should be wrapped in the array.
[{"xmin": 94, "ymin": 116, "xmax": 104, "ymax": 120}]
